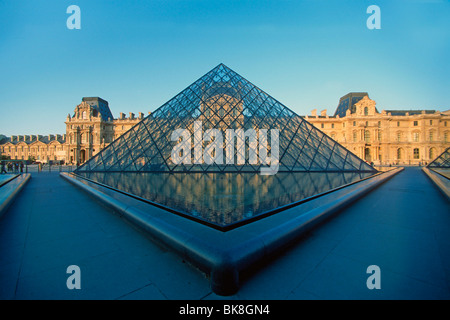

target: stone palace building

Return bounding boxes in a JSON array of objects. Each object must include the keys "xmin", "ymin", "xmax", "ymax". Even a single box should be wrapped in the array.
[{"xmin": 1, "ymin": 93, "xmax": 449, "ymax": 166}]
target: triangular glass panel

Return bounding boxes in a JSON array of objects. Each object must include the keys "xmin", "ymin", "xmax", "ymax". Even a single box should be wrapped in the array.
[{"xmin": 428, "ymin": 147, "xmax": 450, "ymax": 168}]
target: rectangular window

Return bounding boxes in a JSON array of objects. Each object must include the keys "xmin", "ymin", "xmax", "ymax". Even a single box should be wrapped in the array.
[
  {"xmin": 413, "ymin": 121, "xmax": 418, "ymax": 126},
  {"xmin": 364, "ymin": 130, "xmax": 370, "ymax": 143},
  {"xmin": 413, "ymin": 132, "xmax": 419, "ymax": 142},
  {"xmin": 331, "ymin": 123, "xmax": 334, "ymax": 129},
  {"xmin": 397, "ymin": 121, "xmax": 400, "ymax": 127},
  {"xmin": 413, "ymin": 148, "xmax": 420, "ymax": 159}
]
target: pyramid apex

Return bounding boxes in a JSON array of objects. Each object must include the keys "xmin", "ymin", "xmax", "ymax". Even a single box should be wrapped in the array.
[{"xmin": 215, "ymin": 63, "xmax": 231, "ymax": 70}]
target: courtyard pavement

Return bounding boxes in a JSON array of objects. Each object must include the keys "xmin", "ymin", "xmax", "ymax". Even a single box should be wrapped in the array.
[{"xmin": 0, "ymin": 167, "xmax": 449, "ymax": 300}]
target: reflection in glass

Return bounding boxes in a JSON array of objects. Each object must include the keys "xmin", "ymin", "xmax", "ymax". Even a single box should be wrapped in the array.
[{"xmin": 76, "ymin": 171, "xmax": 375, "ymax": 230}]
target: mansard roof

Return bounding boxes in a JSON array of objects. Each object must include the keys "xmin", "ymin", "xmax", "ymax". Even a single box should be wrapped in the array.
[{"xmin": 79, "ymin": 97, "xmax": 114, "ymax": 121}]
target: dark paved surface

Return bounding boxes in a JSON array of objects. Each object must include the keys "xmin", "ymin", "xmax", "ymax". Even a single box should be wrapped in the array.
[{"xmin": 0, "ymin": 167, "xmax": 449, "ymax": 299}]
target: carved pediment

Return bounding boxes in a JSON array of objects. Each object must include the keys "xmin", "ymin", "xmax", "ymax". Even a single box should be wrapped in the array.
[{"xmin": 354, "ymin": 96, "xmax": 377, "ymax": 116}]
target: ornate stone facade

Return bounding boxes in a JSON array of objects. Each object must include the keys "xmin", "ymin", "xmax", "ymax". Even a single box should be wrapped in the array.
[
  {"xmin": 64, "ymin": 97, "xmax": 146, "ymax": 165},
  {"xmin": 1, "ymin": 94, "xmax": 449, "ymax": 166},
  {"xmin": 0, "ymin": 134, "xmax": 66, "ymax": 163},
  {"xmin": 306, "ymin": 94, "xmax": 450, "ymax": 165},
  {"xmin": 0, "ymin": 97, "xmax": 146, "ymax": 164}
]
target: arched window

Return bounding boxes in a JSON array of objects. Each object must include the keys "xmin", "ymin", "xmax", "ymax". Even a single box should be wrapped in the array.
[
  {"xmin": 429, "ymin": 148, "xmax": 436, "ymax": 160},
  {"xmin": 364, "ymin": 148, "xmax": 371, "ymax": 162},
  {"xmin": 397, "ymin": 148, "xmax": 403, "ymax": 160}
]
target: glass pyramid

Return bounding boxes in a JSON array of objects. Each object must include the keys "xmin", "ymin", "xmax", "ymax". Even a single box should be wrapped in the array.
[
  {"xmin": 427, "ymin": 147, "xmax": 450, "ymax": 168},
  {"xmin": 75, "ymin": 64, "xmax": 375, "ymax": 174}
]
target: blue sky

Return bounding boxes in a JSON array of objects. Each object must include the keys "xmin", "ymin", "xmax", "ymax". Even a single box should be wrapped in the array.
[{"xmin": 0, "ymin": 0, "xmax": 449, "ymax": 136}]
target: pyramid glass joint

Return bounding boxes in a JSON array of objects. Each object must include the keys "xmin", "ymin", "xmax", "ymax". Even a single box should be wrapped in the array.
[
  {"xmin": 75, "ymin": 64, "xmax": 375, "ymax": 175},
  {"xmin": 427, "ymin": 147, "xmax": 450, "ymax": 169}
]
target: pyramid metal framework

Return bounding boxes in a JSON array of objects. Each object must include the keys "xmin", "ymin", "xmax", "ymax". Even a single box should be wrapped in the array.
[
  {"xmin": 75, "ymin": 64, "xmax": 375, "ymax": 174},
  {"xmin": 427, "ymin": 147, "xmax": 450, "ymax": 168}
]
